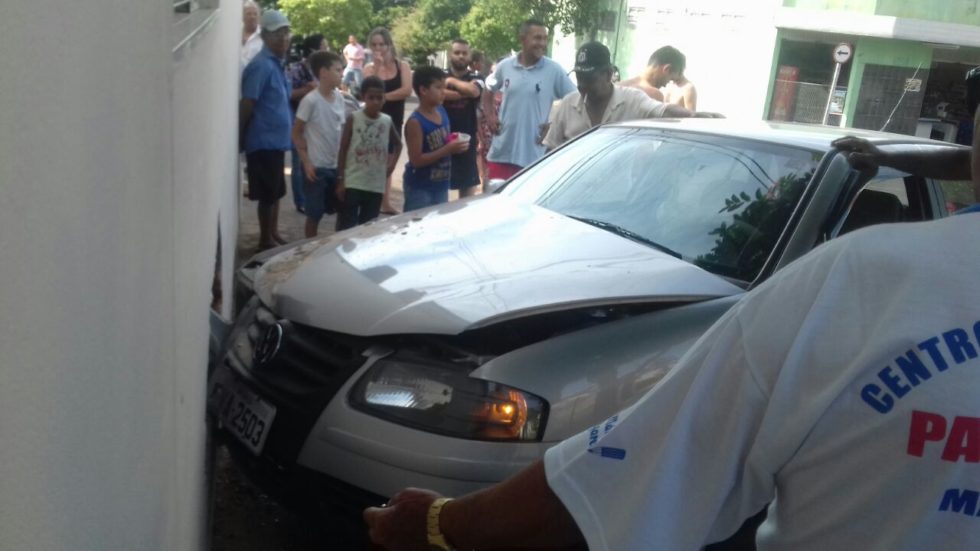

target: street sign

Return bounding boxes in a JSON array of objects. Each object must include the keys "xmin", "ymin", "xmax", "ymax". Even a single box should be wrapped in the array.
[{"xmin": 833, "ymin": 43, "xmax": 853, "ymax": 64}]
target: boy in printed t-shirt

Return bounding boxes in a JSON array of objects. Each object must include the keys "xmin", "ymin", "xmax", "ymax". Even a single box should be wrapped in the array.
[
  {"xmin": 335, "ymin": 76, "xmax": 403, "ymax": 230},
  {"xmin": 402, "ymin": 66, "xmax": 469, "ymax": 212},
  {"xmin": 292, "ymin": 51, "xmax": 346, "ymax": 237}
]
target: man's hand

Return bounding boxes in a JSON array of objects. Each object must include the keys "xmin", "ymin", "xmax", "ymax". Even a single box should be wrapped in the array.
[
  {"xmin": 364, "ymin": 488, "xmax": 443, "ymax": 551},
  {"xmin": 334, "ymin": 180, "xmax": 345, "ymax": 202},
  {"xmin": 303, "ymin": 163, "xmax": 317, "ymax": 183},
  {"xmin": 537, "ymin": 122, "xmax": 551, "ymax": 145},
  {"xmin": 448, "ymin": 139, "xmax": 470, "ymax": 155},
  {"xmin": 832, "ymin": 136, "xmax": 884, "ymax": 171},
  {"xmin": 693, "ymin": 111, "xmax": 725, "ymax": 118}
]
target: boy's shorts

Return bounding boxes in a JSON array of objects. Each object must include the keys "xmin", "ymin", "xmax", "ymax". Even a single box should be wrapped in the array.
[
  {"xmin": 305, "ymin": 167, "xmax": 338, "ymax": 222},
  {"xmin": 245, "ymin": 150, "xmax": 287, "ymax": 206}
]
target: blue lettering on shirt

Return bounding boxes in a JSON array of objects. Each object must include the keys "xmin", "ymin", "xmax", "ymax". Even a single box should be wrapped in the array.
[
  {"xmin": 587, "ymin": 414, "xmax": 623, "ymax": 457},
  {"xmin": 938, "ymin": 488, "xmax": 979, "ymax": 516},
  {"xmin": 860, "ymin": 320, "xmax": 980, "ymax": 414},
  {"xmin": 588, "ymin": 446, "xmax": 627, "ymax": 460},
  {"xmin": 943, "ymin": 328, "xmax": 978, "ymax": 364}
]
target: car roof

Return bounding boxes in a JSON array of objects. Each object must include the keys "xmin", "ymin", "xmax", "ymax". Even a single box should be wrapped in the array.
[{"xmin": 604, "ymin": 118, "xmax": 970, "ymax": 153}]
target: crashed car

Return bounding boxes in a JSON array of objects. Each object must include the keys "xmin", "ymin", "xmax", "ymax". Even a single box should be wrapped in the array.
[{"xmin": 208, "ymin": 120, "xmax": 970, "ymax": 525}]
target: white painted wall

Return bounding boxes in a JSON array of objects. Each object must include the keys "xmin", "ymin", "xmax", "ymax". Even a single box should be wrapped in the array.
[
  {"xmin": 555, "ymin": 0, "xmax": 782, "ymax": 119},
  {"xmin": 0, "ymin": 0, "xmax": 238, "ymax": 549},
  {"xmin": 626, "ymin": 0, "xmax": 780, "ymax": 118}
]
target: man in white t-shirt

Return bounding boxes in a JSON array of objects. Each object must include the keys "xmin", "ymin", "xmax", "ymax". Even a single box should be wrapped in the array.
[
  {"xmin": 363, "ymin": 128, "xmax": 980, "ymax": 548},
  {"xmin": 292, "ymin": 51, "xmax": 347, "ymax": 238}
]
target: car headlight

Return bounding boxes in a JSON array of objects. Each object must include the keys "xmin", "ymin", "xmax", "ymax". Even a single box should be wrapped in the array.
[{"xmin": 350, "ymin": 359, "xmax": 547, "ymax": 441}]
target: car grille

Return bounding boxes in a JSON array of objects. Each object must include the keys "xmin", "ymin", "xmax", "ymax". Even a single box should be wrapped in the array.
[{"xmin": 223, "ymin": 298, "xmax": 373, "ymax": 465}]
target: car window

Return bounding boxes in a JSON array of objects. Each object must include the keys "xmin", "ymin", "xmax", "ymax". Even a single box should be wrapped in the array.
[
  {"xmin": 863, "ymin": 177, "xmax": 909, "ymax": 206},
  {"xmin": 501, "ymin": 128, "xmax": 821, "ymax": 282},
  {"xmin": 935, "ymin": 179, "xmax": 976, "ymax": 213}
]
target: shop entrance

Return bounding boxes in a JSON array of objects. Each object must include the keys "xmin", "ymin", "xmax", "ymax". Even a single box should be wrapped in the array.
[{"xmin": 768, "ymin": 37, "xmax": 852, "ymax": 126}]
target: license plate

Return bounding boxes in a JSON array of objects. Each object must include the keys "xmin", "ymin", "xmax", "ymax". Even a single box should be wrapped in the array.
[{"xmin": 210, "ymin": 376, "xmax": 277, "ymax": 455}]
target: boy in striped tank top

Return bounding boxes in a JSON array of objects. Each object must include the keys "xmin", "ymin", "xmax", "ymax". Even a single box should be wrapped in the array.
[
  {"xmin": 335, "ymin": 76, "xmax": 403, "ymax": 230},
  {"xmin": 402, "ymin": 66, "xmax": 470, "ymax": 212}
]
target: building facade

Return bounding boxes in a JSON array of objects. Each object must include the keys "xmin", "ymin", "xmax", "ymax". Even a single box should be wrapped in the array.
[{"xmin": 554, "ymin": 0, "xmax": 980, "ymax": 142}]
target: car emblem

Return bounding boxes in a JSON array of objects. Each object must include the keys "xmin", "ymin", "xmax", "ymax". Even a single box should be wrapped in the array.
[{"xmin": 254, "ymin": 323, "xmax": 283, "ymax": 365}]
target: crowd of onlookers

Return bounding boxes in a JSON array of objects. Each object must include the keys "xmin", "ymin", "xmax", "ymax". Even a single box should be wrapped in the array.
[{"xmin": 238, "ymin": 1, "xmax": 710, "ymax": 250}]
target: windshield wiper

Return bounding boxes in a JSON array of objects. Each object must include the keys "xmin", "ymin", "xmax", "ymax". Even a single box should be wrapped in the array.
[{"xmin": 568, "ymin": 216, "xmax": 683, "ymax": 259}]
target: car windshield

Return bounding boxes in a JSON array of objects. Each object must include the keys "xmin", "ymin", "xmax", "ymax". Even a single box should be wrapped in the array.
[{"xmin": 501, "ymin": 127, "xmax": 821, "ymax": 282}]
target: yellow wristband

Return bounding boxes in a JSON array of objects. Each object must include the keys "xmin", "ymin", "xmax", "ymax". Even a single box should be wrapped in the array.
[{"xmin": 427, "ymin": 497, "xmax": 455, "ymax": 551}]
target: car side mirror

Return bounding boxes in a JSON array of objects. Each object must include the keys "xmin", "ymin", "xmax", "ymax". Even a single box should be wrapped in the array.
[{"xmin": 486, "ymin": 178, "xmax": 507, "ymax": 193}]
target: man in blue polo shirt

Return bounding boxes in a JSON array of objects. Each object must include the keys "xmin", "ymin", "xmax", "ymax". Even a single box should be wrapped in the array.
[
  {"xmin": 482, "ymin": 19, "xmax": 576, "ymax": 181},
  {"xmin": 240, "ymin": 10, "xmax": 292, "ymax": 250}
]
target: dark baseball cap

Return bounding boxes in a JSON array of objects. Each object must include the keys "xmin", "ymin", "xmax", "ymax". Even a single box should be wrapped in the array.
[{"xmin": 573, "ymin": 42, "xmax": 611, "ymax": 74}]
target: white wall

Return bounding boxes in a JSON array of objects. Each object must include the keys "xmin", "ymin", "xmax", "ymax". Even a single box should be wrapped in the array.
[
  {"xmin": 554, "ymin": 0, "xmax": 781, "ymax": 119},
  {"xmin": 626, "ymin": 0, "xmax": 780, "ymax": 118},
  {"xmin": 0, "ymin": 0, "xmax": 238, "ymax": 549}
]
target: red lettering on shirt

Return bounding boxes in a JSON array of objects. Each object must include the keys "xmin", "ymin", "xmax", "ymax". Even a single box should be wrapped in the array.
[{"xmin": 907, "ymin": 410, "xmax": 980, "ymax": 463}]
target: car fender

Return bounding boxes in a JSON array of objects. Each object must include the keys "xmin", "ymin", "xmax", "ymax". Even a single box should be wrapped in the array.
[{"xmin": 471, "ymin": 295, "xmax": 742, "ymax": 442}]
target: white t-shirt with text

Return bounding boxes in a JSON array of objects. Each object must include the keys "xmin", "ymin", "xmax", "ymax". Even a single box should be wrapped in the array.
[{"xmin": 546, "ymin": 214, "xmax": 980, "ymax": 550}]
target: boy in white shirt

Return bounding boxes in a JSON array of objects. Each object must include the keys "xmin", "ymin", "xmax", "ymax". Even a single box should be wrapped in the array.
[{"xmin": 292, "ymin": 51, "xmax": 346, "ymax": 237}]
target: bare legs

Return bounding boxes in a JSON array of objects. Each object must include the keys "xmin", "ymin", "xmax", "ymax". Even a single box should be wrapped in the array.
[{"xmin": 257, "ymin": 200, "xmax": 285, "ymax": 249}]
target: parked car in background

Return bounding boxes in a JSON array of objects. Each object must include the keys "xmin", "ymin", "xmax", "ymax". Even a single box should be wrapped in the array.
[{"xmin": 208, "ymin": 119, "xmax": 970, "ymax": 543}]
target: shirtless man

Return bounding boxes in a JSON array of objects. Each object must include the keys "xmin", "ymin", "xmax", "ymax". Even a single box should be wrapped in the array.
[{"xmin": 621, "ymin": 46, "xmax": 697, "ymax": 111}]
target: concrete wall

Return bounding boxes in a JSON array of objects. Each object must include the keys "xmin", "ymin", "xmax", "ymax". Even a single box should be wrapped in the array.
[
  {"xmin": 783, "ymin": 0, "xmax": 877, "ymax": 13},
  {"xmin": 0, "ymin": 0, "xmax": 238, "ymax": 548},
  {"xmin": 786, "ymin": 0, "xmax": 980, "ymax": 25}
]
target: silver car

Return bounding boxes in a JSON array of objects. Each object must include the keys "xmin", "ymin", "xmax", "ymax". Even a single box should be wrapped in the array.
[{"xmin": 208, "ymin": 119, "xmax": 970, "ymax": 540}]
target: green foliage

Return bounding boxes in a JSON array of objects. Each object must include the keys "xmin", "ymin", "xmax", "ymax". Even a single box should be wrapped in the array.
[
  {"xmin": 391, "ymin": 0, "xmax": 472, "ymax": 64},
  {"xmin": 368, "ymin": 0, "xmax": 414, "ymax": 32},
  {"xmin": 553, "ymin": 0, "xmax": 607, "ymax": 40},
  {"xmin": 696, "ymin": 171, "xmax": 813, "ymax": 281},
  {"xmin": 459, "ymin": 0, "xmax": 526, "ymax": 59},
  {"xmin": 278, "ymin": 0, "xmax": 374, "ymax": 51}
]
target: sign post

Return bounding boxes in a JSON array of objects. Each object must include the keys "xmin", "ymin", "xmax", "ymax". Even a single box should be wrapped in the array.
[{"xmin": 822, "ymin": 43, "xmax": 852, "ymax": 125}]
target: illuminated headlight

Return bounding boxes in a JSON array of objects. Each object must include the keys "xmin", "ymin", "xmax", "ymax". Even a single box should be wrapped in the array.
[{"xmin": 350, "ymin": 359, "xmax": 547, "ymax": 441}]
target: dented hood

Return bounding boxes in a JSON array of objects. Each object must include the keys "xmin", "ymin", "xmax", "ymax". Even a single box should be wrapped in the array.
[{"xmin": 252, "ymin": 195, "xmax": 742, "ymax": 335}]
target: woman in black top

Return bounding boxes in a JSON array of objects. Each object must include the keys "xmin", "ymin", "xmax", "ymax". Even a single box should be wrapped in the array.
[{"xmin": 363, "ymin": 27, "xmax": 413, "ymax": 214}]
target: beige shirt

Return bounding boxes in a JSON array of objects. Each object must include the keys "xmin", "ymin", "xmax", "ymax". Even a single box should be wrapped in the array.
[{"xmin": 543, "ymin": 86, "xmax": 667, "ymax": 149}]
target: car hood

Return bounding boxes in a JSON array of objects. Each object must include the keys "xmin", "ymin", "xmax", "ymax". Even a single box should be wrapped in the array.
[{"xmin": 253, "ymin": 195, "xmax": 743, "ymax": 335}]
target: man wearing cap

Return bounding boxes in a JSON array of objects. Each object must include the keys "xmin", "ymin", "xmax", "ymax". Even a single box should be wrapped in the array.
[
  {"xmin": 240, "ymin": 10, "xmax": 292, "ymax": 249},
  {"xmin": 543, "ymin": 42, "xmax": 699, "ymax": 150},
  {"xmin": 481, "ymin": 19, "xmax": 576, "ymax": 181}
]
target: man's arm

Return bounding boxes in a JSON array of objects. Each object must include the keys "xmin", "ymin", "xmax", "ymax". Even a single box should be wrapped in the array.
[
  {"xmin": 290, "ymin": 82, "xmax": 315, "ymax": 103},
  {"xmin": 386, "ymin": 61, "xmax": 414, "ymax": 102},
  {"xmin": 404, "ymin": 117, "xmax": 467, "ymax": 168},
  {"xmin": 291, "ymin": 118, "xmax": 317, "ymax": 182},
  {"xmin": 239, "ymin": 98, "xmax": 255, "ymax": 150},
  {"xmin": 446, "ymin": 76, "xmax": 481, "ymax": 98},
  {"xmin": 832, "ymin": 136, "xmax": 972, "ymax": 180},
  {"xmin": 619, "ymin": 77, "xmax": 665, "ymax": 101},
  {"xmin": 662, "ymin": 103, "xmax": 694, "ymax": 118},
  {"xmin": 387, "ymin": 123, "xmax": 403, "ymax": 176},
  {"xmin": 682, "ymin": 84, "xmax": 698, "ymax": 112},
  {"xmin": 335, "ymin": 114, "xmax": 354, "ymax": 201},
  {"xmin": 480, "ymin": 87, "xmax": 499, "ymax": 134},
  {"xmin": 364, "ymin": 460, "xmax": 584, "ymax": 551}
]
